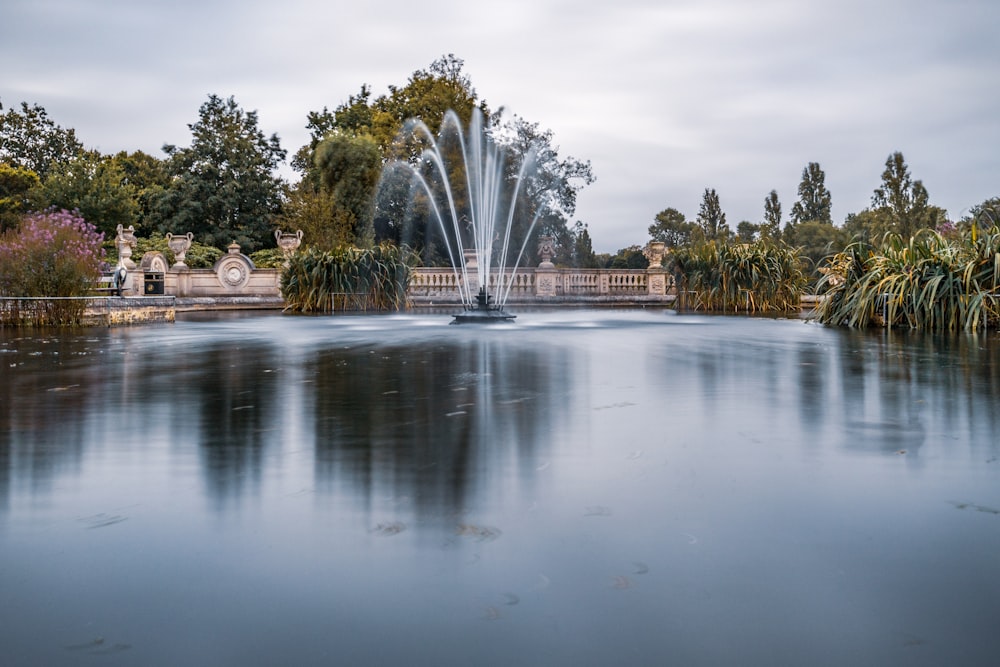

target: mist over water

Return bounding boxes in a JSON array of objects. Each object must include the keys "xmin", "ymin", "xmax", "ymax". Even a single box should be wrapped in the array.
[{"xmin": 1, "ymin": 310, "xmax": 998, "ymax": 666}]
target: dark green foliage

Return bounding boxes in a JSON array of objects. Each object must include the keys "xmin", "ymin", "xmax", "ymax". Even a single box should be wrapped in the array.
[
  {"xmin": 697, "ymin": 188, "xmax": 728, "ymax": 241},
  {"xmin": 150, "ymin": 95, "xmax": 286, "ymax": 252},
  {"xmin": 815, "ymin": 228, "xmax": 1000, "ymax": 331},
  {"xmin": 28, "ymin": 150, "xmax": 138, "ymax": 237},
  {"xmin": 280, "ymin": 244, "xmax": 411, "ymax": 312},
  {"xmin": 0, "ymin": 163, "xmax": 39, "ymax": 231},
  {"xmin": 0, "ymin": 102, "xmax": 83, "ymax": 179},
  {"xmin": 789, "ymin": 162, "xmax": 832, "ymax": 225},
  {"xmin": 649, "ymin": 207, "xmax": 697, "ymax": 248}
]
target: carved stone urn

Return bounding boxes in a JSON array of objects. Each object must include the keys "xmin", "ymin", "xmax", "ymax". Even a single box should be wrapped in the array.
[
  {"xmin": 537, "ymin": 235, "xmax": 556, "ymax": 269},
  {"xmin": 644, "ymin": 241, "xmax": 666, "ymax": 268},
  {"xmin": 274, "ymin": 229, "xmax": 303, "ymax": 258},
  {"xmin": 115, "ymin": 224, "xmax": 137, "ymax": 269},
  {"xmin": 166, "ymin": 232, "xmax": 194, "ymax": 268}
]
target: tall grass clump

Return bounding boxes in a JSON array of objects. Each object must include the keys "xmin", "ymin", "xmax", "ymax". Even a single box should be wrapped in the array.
[
  {"xmin": 0, "ymin": 209, "xmax": 106, "ymax": 326},
  {"xmin": 281, "ymin": 244, "xmax": 411, "ymax": 312},
  {"xmin": 815, "ymin": 227, "xmax": 1000, "ymax": 331},
  {"xmin": 671, "ymin": 240, "xmax": 807, "ymax": 312}
]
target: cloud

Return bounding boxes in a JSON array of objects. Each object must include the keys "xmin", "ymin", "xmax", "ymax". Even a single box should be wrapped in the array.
[{"xmin": 3, "ymin": 0, "xmax": 999, "ymax": 252}]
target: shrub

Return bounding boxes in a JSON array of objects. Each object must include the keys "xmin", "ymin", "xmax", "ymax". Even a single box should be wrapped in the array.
[
  {"xmin": 0, "ymin": 209, "xmax": 104, "ymax": 297},
  {"xmin": 815, "ymin": 228, "xmax": 1000, "ymax": 331},
  {"xmin": 670, "ymin": 239, "xmax": 806, "ymax": 312},
  {"xmin": 281, "ymin": 244, "xmax": 411, "ymax": 312}
]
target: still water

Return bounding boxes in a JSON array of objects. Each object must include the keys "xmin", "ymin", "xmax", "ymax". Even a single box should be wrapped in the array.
[{"xmin": 1, "ymin": 309, "xmax": 998, "ymax": 666}]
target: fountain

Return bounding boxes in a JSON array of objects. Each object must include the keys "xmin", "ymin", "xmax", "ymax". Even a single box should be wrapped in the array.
[{"xmin": 382, "ymin": 109, "xmax": 543, "ymax": 323}]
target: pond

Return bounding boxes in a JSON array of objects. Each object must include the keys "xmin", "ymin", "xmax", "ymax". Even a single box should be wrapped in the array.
[{"xmin": 1, "ymin": 309, "xmax": 999, "ymax": 666}]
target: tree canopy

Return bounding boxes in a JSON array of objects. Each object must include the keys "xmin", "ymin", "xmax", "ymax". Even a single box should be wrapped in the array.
[
  {"xmin": 150, "ymin": 94, "xmax": 287, "ymax": 252},
  {"xmin": 789, "ymin": 162, "xmax": 832, "ymax": 225},
  {"xmin": 0, "ymin": 101, "xmax": 83, "ymax": 179}
]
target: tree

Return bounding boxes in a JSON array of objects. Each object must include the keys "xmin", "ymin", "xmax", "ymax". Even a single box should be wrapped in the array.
[
  {"xmin": 736, "ymin": 221, "xmax": 760, "ymax": 242},
  {"xmin": 0, "ymin": 102, "xmax": 83, "ymax": 179},
  {"xmin": 571, "ymin": 221, "xmax": 600, "ymax": 268},
  {"xmin": 150, "ymin": 95, "xmax": 287, "ymax": 251},
  {"xmin": 790, "ymin": 162, "xmax": 832, "ymax": 225},
  {"xmin": 649, "ymin": 207, "xmax": 697, "ymax": 248},
  {"xmin": 697, "ymin": 188, "xmax": 728, "ymax": 241},
  {"xmin": 28, "ymin": 150, "xmax": 138, "ymax": 236},
  {"xmin": 303, "ymin": 55, "xmax": 594, "ymax": 264},
  {"xmin": 762, "ymin": 190, "xmax": 782, "ymax": 239},
  {"xmin": 312, "ymin": 131, "xmax": 383, "ymax": 247},
  {"xmin": 607, "ymin": 245, "xmax": 649, "ymax": 269},
  {"xmin": 0, "ymin": 163, "xmax": 39, "ymax": 231},
  {"xmin": 871, "ymin": 152, "xmax": 945, "ymax": 238}
]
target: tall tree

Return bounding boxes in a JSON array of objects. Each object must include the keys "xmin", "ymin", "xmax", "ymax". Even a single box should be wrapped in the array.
[
  {"xmin": 790, "ymin": 162, "xmax": 832, "ymax": 225},
  {"xmin": 571, "ymin": 221, "xmax": 600, "ymax": 268},
  {"xmin": 697, "ymin": 188, "xmax": 728, "ymax": 241},
  {"xmin": 871, "ymin": 151, "xmax": 944, "ymax": 238},
  {"xmin": 151, "ymin": 95, "xmax": 287, "ymax": 251},
  {"xmin": 762, "ymin": 190, "xmax": 782, "ymax": 239},
  {"xmin": 649, "ymin": 207, "xmax": 696, "ymax": 248},
  {"xmin": 0, "ymin": 101, "xmax": 84, "ymax": 179},
  {"xmin": 313, "ymin": 131, "xmax": 383, "ymax": 247}
]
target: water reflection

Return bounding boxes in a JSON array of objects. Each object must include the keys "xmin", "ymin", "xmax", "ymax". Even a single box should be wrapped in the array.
[
  {"xmin": 192, "ymin": 342, "xmax": 281, "ymax": 505},
  {"xmin": 1, "ymin": 313, "xmax": 999, "ymax": 666},
  {"xmin": 309, "ymin": 339, "xmax": 572, "ymax": 522}
]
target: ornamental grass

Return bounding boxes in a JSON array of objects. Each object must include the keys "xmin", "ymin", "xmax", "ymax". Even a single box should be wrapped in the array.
[
  {"xmin": 815, "ymin": 227, "xmax": 1000, "ymax": 331},
  {"xmin": 280, "ymin": 244, "xmax": 411, "ymax": 312},
  {"xmin": 671, "ymin": 240, "xmax": 807, "ymax": 313}
]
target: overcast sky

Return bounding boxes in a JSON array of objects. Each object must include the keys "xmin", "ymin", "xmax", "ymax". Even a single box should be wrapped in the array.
[{"xmin": 4, "ymin": 0, "xmax": 998, "ymax": 252}]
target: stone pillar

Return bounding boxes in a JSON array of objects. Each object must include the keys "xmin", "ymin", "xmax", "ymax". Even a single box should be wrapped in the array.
[
  {"xmin": 644, "ymin": 241, "xmax": 667, "ymax": 296},
  {"xmin": 535, "ymin": 236, "xmax": 557, "ymax": 297}
]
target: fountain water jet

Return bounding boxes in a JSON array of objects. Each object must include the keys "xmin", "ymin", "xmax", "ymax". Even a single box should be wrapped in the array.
[{"xmin": 382, "ymin": 109, "xmax": 544, "ymax": 323}]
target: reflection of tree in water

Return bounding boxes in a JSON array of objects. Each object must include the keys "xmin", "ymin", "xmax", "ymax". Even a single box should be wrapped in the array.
[
  {"xmin": 829, "ymin": 328, "xmax": 999, "ymax": 456},
  {"xmin": 0, "ymin": 333, "xmax": 112, "ymax": 510},
  {"xmin": 194, "ymin": 342, "xmax": 279, "ymax": 507},
  {"xmin": 309, "ymin": 340, "xmax": 570, "ymax": 520}
]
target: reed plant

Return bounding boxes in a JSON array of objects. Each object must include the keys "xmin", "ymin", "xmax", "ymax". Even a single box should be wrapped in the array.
[
  {"xmin": 815, "ymin": 227, "xmax": 1000, "ymax": 331},
  {"xmin": 671, "ymin": 240, "xmax": 807, "ymax": 312},
  {"xmin": 281, "ymin": 244, "xmax": 411, "ymax": 312}
]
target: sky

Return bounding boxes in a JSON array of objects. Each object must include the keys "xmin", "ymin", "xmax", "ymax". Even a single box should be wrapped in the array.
[{"xmin": 3, "ymin": 0, "xmax": 999, "ymax": 253}]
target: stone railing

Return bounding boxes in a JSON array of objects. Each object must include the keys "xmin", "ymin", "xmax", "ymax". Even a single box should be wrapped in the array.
[{"xmin": 408, "ymin": 266, "xmax": 674, "ymax": 305}]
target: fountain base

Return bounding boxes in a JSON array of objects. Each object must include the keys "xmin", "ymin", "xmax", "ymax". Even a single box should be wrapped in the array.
[{"xmin": 451, "ymin": 288, "xmax": 516, "ymax": 324}]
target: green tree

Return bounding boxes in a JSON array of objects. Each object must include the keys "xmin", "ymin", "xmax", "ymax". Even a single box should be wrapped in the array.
[
  {"xmin": 313, "ymin": 131, "xmax": 383, "ymax": 247},
  {"xmin": 789, "ymin": 162, "xmax": 832, "ymax": 225},
  {"xmin": 0, "ymin": 163, "xmax": 40, "ymax": 231},
  {"xmin": 649, "ymin": 207, "xmax": 697, "ymax": 248},
  {"xmin": 607, "ymin": 245, "xmax": 649, "ymax": 269},
  {"xmin": 571, "ymin": 221, "xmax": 600, "ymax": 268},
  {"xmin": 697, "ymin": 188, "xmax": 728, "ymax": 241},
  {"xmin": 871, "ymin": 151, "xmax": 945, "ymax": 238},
  {"xmin": 736, "ymin": 221, "xmax": 760, "ymax": 242},
  {"xmin": 150, "ymin": 95, "xmax": 287, "ymax": 252},
  {"xmin": 28, "ymin": 150, "xmax": 137, "ymax": 236},
  {"xmin": 0, "ymin": 101, "xmax": 84, "ymax": 179},
  {"xmin": 762, "ymin": 190, "xmax": 782, "ymax": 239},
  {"xmin": 108, "ymin": 150, "xmax": 170, "ymax": 230}
]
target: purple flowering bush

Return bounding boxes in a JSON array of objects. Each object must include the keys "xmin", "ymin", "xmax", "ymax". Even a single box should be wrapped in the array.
[{"xmin": 0, "ymin": 209, "xmax": 105, "ymax": 297}]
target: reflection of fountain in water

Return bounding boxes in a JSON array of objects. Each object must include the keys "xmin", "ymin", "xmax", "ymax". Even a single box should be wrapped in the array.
[{"xmin": 383, "ymin": 109, "xmax": 542, "ymax": 322}]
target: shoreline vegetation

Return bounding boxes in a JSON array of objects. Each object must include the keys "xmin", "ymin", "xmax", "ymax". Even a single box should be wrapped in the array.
[{"xmin": 815, "ymin": 226, "xmax": 1000, "ymax": 332}]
